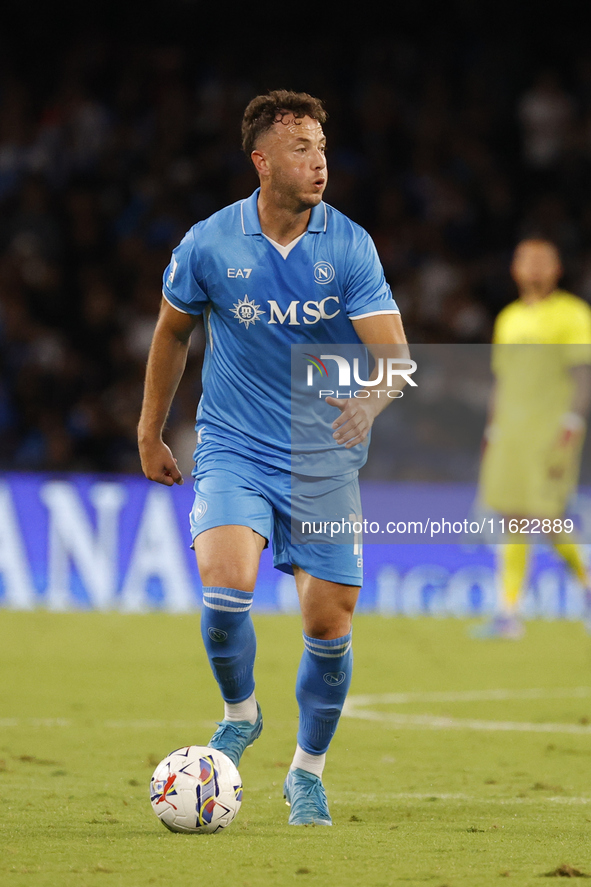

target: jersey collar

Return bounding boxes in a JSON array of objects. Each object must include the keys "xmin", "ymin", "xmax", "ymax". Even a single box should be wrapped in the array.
[{"xmin": 240, "ymin": 188, "xmax": 327, "ymax": 235}]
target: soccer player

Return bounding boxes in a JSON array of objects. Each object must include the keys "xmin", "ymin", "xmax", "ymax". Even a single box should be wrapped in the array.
[
  {"xmin": 477, "ymin": 237, "xmax": 591, "ymax": 638},
  {"xmin": 138, "ymin": 90, "xmax": 407, "ymax": 824}
]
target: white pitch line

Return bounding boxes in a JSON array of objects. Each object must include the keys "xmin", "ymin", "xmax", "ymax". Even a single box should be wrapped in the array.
[
  {"xmin": 333, "ymin": 791, "xmax": 591, "ymax": 805},
  {"xmin": 5, "ymin": 688, "xmax": 591, "ymax": 736},
  {"xmin": 343, "ymin": 687, "xmax": 591, "ymax": 735},
  {"xmin": 0, "ymin": 718, "xmax": 72, "ymax": 728},
  {"xmin": 0, "ymin": 718, "xmax": 210, "ymax": 730},
  {"xmin": 343, "ymin": 709, "xmax": 591, "ymax": 734},
  {"xmin": 103, "ymin": 720, "xmax": 200, "ymax": 730},
  {"xmin": 346, "ymin": 687, "xmax": 591, "ymax": 706}
]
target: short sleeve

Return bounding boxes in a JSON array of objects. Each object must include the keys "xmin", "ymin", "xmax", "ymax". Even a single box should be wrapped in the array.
[
  {"xmin": 344, "ymin": 227, "xmax": 399, "ymax": 319},
  {"xmin": 559, "ymin": 299, "xmax": 591, "ymax": 367},
  {"xmin": 562, "ymin": 301, "xmax": 591, "ymax": 346},
  {"xmin": 491, "ymin": 307, "xmax": 509, "ymax": 345},
  {"xmin": 162, "ymin": 228, "xmax": 209, "ymax": 316}
]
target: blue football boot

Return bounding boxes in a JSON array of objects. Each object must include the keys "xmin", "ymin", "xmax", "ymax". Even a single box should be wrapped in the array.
[
  {"xmin": 208, "ymin": 703, "xmax": 263, "ymax": 767},
  {"xmin": 283, "ymin": 767, "xmax": 332, "ymax": 826}
]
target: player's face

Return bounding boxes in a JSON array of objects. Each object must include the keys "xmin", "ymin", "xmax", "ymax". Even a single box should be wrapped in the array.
[
  {"xmin": 255, "ymin": 115, "xmax": 327, "ymax": 210},
  {"xmin": 511, "ymin": 241, "xmax": 562, "ymax": 294}
]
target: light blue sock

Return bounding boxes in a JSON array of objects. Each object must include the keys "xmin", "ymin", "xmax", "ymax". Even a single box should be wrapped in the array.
[
  {"xmin": 200, "ymin": 586, "xmax": 256, "ymax": 704},
  {"xmin": 296, "ymin": 630, "xmax": 353, "ymax": 755}
]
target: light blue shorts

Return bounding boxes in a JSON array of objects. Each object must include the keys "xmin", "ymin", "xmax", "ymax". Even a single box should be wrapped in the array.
[{"xmin": 190, "ymin": 447, "xmax": 363, "ymax": 586}]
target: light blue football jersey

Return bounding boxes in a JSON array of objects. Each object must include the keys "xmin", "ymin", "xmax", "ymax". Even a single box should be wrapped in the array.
[{"xmin": 162, "ymin": 189, "xmax": 399, "ymax": 474}]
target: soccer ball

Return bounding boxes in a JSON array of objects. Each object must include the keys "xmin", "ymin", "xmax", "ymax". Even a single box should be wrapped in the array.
[{"xmin": 150, "ymin": 745, "xmax": 243, "ymax": 834}]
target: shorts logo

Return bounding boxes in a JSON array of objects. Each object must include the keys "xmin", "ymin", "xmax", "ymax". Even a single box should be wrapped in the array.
[
  {"xmin": 194, "ymin": 500, "xmax": 208, "ymax": 521},
  {"xmin": 323, "ymin": 671, "xmax": 346, "ymax": 686},
  {"xmin": 208, "ymin": 628, "xmax": 228, "ymax": 642},
  {"xmin": 314, "ymin": 261, "xmax": 335, "ymax": 285}
]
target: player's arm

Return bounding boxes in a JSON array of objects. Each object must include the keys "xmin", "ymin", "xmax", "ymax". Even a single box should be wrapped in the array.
[
  {"xmin": 545, "ymin": 364, "xmax": 591, "ymax": 480},
  {"xmin": 138, "ymin": 298, "xmax": 198, "ymax": 485},
  {"xmin": 554, "ymin": 364, "xmax": 591, "ymax": 448},
  {"xmin": 327, "ymin": 313, "xmax": 409, "ymax": 448},
  {"xmin": 568, "ymin": 364, "xmax": 591, "ymax": 421},
  {"xmin": 481, "ymin": 381, "xmax": 498, "ymax": 454}
]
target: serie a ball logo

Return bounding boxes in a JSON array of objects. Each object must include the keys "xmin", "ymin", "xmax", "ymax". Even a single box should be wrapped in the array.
[{"xmin": 150, "ymin": 746, "xmax": 243, "ymax": 834}]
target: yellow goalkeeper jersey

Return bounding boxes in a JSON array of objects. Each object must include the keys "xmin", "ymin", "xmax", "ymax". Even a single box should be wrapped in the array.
[
  {"xmin": 480, "ymin": 289, "xmax": 591, "ymax": 517},
  {"xmin": 492, "ymin": 288, "xmax": 591, "ymax": 347}
]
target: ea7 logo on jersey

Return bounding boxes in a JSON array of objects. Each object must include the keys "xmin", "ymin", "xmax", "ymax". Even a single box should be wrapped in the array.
[{"xmin": 227, "ymin": 268, "xmax": 252, "ymax": 278}]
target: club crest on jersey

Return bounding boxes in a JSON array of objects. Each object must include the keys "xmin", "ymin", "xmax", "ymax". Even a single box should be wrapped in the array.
[
  {"xmin": 230, "ymin": 295, "xmax": 265, "ymax": 329},
  {"xmin": 314, "ymin": 261, "xmax": 335, "ymax": 284}
]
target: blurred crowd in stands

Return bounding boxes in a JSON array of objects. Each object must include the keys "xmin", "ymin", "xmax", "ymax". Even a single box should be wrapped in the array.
[{"xmin": 2, "ymin": 25, "xmax": 591, "ymax": 473}]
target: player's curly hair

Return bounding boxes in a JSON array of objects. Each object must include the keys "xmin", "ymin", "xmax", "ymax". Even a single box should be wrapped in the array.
[{"xmin": 241, "ymin": 89, "xmax": 327, "ymax": 158}]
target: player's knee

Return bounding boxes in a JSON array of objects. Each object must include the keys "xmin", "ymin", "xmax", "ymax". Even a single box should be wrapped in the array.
[
  {"xmin": 196, "ymin": 553, "xmax": 257, "ymax": 592},
  {"xmin": 194, "ymin": 528, "xmax": 263, "ymax": 592},
  {"xmin": 304, "ymin": 611, "xmax": 354, "ymax": 640}
]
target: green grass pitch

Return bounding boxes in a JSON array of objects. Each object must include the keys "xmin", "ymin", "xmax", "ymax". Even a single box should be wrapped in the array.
[{"xmin": 2, "ymin": 611, "xmax": 591, "ymax": 886}]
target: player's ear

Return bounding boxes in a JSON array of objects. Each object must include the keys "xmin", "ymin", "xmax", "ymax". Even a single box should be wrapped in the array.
[
  {"xmin": 556, "ymin": 259, "xmax": 564, "ymax": 280},
  {"xmin": 251, "ymin": 149, "xmax": 270, "ymax": 178},
  {"xmin": 509, "ymin": 254, "xmax": 520, "ymax": 283}
]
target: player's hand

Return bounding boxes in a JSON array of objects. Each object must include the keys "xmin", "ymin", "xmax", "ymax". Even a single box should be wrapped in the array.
[
  {"xmin": 139, "ymin": 438, "xmax": 184, "ymax": 486},
  {"xmin": 480, "ymin": 424, "xmax": 494, "ymax": 457},
  {"xmin": 326, "ymin": 396, "xmax": 374, "ymax": 448},
  {"xmin": 556, "ymin": 412, "xmax": 586, "ymax": 448},
  {"xmin": 480, "ymin": 429, "xmax": 489, "ymax": 458}
]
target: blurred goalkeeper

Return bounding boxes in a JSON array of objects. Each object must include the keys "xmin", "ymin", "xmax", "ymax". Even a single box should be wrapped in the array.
[{"xmin": 476, "ymin": 237, "xmax": 591, "ymax": 638}]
